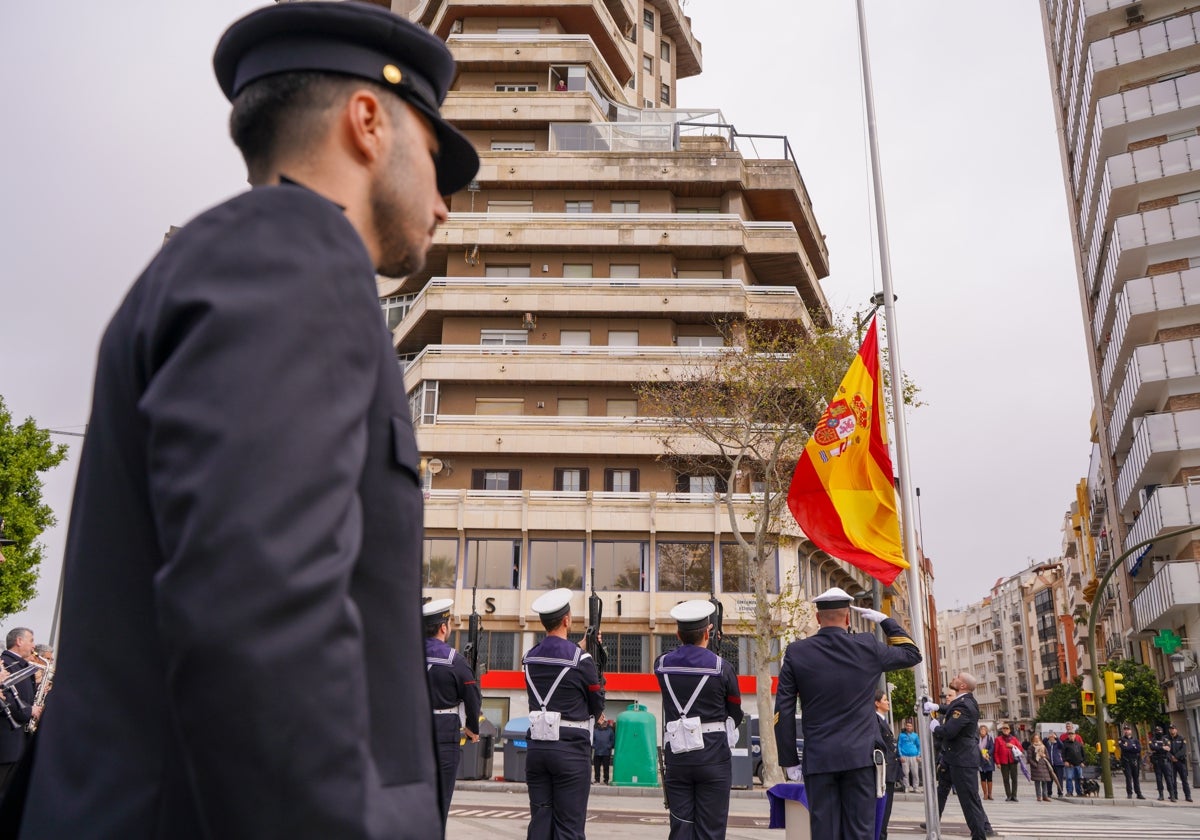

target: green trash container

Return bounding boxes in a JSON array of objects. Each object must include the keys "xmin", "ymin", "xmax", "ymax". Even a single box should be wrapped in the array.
[{"xmin": 611, "ymin": 703, "xmax": 659, "ymax": 788}]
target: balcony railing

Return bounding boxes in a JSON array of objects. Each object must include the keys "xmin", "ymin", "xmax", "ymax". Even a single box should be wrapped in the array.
[
  {"xmin": 1115, "ymin": 409, "xmax": 1200, "ymax": 513},
  {"xmin": 1131, "ymin": 560, "xmax": 1200, "ymax": 631},
  {"xmin": 1108, "ymin": 337, "xmax": 1200, "ymax": 455},
  {"xmin": 1101, "ymin": 269, "xmax": 1200, "ymax": 396},
  {"xmin": 1125, "ymin": 484, "xmax": 1200, "ymax": 556}
]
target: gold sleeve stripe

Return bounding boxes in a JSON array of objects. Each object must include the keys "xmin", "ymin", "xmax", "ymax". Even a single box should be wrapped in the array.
[
  {"xmin": 773, "ymin": 712, "xmax": 780, "ymax": 725},
  {"xmin": 887, "ymin": 636, "xmax": 917, "ymax": 647}
]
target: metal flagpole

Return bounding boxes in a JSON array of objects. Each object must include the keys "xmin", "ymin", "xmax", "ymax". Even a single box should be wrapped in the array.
[{"xmin": 852, "ymin": 2, "xmax": 940, "ymax": 837}]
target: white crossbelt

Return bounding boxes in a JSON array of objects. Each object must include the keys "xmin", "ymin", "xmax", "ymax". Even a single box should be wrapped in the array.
[
  {"xmin": 699, "ymin": 721, "xmax": 726, "ymax": 734},
  {"xmin": 434, "ymin": 707, "xmax": 460, "ymax": 715},
  {"xmin": 559, "ymin": 719, "xmax": 591, "ymax": 730}
]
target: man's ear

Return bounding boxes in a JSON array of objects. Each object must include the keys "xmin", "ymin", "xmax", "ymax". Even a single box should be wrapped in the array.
[{"xmin": 344, "ymin": 89, "xmax": 388, "ymax": 164}]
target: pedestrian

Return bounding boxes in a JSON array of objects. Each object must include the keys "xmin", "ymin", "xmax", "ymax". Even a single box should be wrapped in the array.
[
  {"xmin": 874, "ymin": 691, "xmax": 901, "ymax": 840},
  {"xmin": 923, "ymin": 673, "xmax": 989, "ymax": 840},
  {"xmin": 1061, "ymin": 724, "xmax": 1085, "ymax": 797},
  {"xmin": 523, "ymin": 588, "xmax": 606, "ymax": 840},
  {"xmin": 1150, "ymin": 725, "xmax": 1175, "ymax": 801},
  {"xmin": 4, "ymin": 3, "xmax": 479, "ymax": 838},
  {"xmin": 654, "ymin": 599, "xmax": 743, "ymax": 840},
  {"xmin": 1118, "ymin": 724, "xmax": 1145, "ymax": 800},
  {"xmin": 0, "ymin": 629, "xmax": 38, "ymax": 796},
  {"xmin": 898, "ymin": 720, "xmax": 922, "ymax": 792},
  {"xmin": 1044, "ymin": 732, "xmax": 1064, "ymax": 798},
  {"xmin": 592, "ymin": 718, "xmax": 615, "ymax": 785},
  {"xmin": 1167, "ymin": 724, "xmax": 1193, "ymax": 803},
  {"xmin": 978, "ymin": 724, "xmax": 995, "ymax": 801},
  {"xmin": 1028, "ymin": 734, "xmax": 1055, "ymax": 802},
  {"xmin": 993, "ymin": 723, "xmax": 1023, "ymax": 802},
  {"xmin": 774, "ymin": 587, "xmax": 922, "ymax": 840},
  {"xmin": 424, "ymin": 599, "xmax": 482, "ymax": 822}
]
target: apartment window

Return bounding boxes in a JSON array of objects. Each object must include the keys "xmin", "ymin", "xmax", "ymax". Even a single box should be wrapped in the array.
[
  {"xmin": 563, "ymin": 264, "xmax": 593, "ymax": 278},
  {"xmin": 471, "ymin": 469, "xmax": 522, "ymax": 490},
  {"xmin": 676, "ymin": 269, "xmax": 724, "ymax": 279},
  {"xmin": 380, "ymin": 293, "xmax": 416, "ymax": 331},
  {"xmin": 553, "ymin": 468, "xmax": 589, "ymax": 492},
  {"xmin": 607, "ymin": 330, "xmax": 638, "ymax": 346},
  {"xmin": 720, "ymin": 543, "xmax": 778, "ymax": 593},
  {"xmin": 660, "ymin": 84, "xmax": 670, "ymax": 105},
  {"xmin": 409, "ymin": 380, "xmax": 439, "ymax": 426},
  {"xmin": 643, "ymin": 54, "xmax": 653, "ymax": 74},
  {"xmin": 606, "ymin": 399, "xmax": 637, "ymax": 416},
  {"xmin": 657, "ymin": 542, "xmax": 713, "ymax": 592},
  {"xmin": 449, "ymin": 629, "xmax": 520, "ymax": 673},
  {"xmin": 422, "ymin": 538, "xmax": 459, "ymax": 588},
  {"xmin": 611, "ymin": 201, "xmax": 640, "ymax": 214},
  {"xmin": 465, "ymin": 538, "xmax": 521, "ymax": 589},
  {"xmin": 660, "ymin": 40, "xmax": 670, "ymax": 63},
  {"xmin": 603, "ymin": 468, "xmax": 639, "ymax": 492},
  {"xmin": 643, "ymin": 9, "xmax": 654, "ymax": 30},
  {"xmin": 560, "ymin": 330, "xmax": 591, "ymax": 346},
  {"xmin": 487, "ymin": 200, "xmax": 533, "ymax": 212},
  {"xmin": 565, "ymin": 200, "xmax": 594, "ymax": 213},
  {"xmin": 558, "ymin": 398, "xmax": 589, "ymax": 416},
  {"xmin": 529, "ymin": 539, "xmax": 585, "ymax": 589},
  {"xmin": 676, "ymin": 335, "xmax": 724, "ymax": 347},
  {"xmin": 677, "ymin": 474, "xmax": 719, "ymax": 493},
  {"xmin": 474, "ymin": 398, "xmax": 524, "ymax": 415},
  {"xmin": 609, "ymin": 264, "xmax": 640, "ymax": 279},
  {"xmin": 676, "ymin": 206, "xmax": 720, "ymax": 214},
  {"xmin": 610, "ymin": 633, "xmax": 649, "ymax": 673},
  {"xmin": 593, "ymin": 541, "xmax": 648, "ymax": 591},
  {"xmin": 644, "ymin": 99, "xmax": 655, "ymax": 109},
  {"xmin": 480, "ymin": 329, "xmax": 528, "ymax": 346},
  {"xmin": 495, "ymin": 83, "xmax": 538, "ymax": 92},
  {"xmin": 484, "ymin": 265, "xmax": 531, "ymax": 277},
  {"xmin": 490, "ymin": 141, "xmax": 536, "ymax": 151}
]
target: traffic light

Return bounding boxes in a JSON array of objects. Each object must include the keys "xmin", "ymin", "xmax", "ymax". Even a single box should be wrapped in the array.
[
  {"xmin": 1081, "ymin": 689, "xmax": 1096, "ymax": 717},
  {"xmin": 1108, "ymin": 738, "xmax": 1118, "ymax": 755},
  {"xmin": 1104, "ymin": 670, "xmax": 1126, "ymax": 705}
]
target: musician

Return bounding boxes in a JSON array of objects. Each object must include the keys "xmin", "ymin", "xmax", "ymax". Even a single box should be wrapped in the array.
[
  {"xmin": 0, "ymin": 628, "xmax": 38, "ymax": 796},
  {"xmin": 423, "ymin": 598, "xmax": 481, "ymax": 823}
]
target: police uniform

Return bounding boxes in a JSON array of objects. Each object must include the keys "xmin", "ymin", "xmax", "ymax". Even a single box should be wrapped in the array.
[
  {"xmin": 874, "ymin": 705, "xmax": 900, "ymax": 840},
  {"xmin": 424, "ymin": 599, "xmax": 483, "ymax": 823},
  {"xmin": 774, "ymin": 587, "xmax": 922, "ymax": 840},
  {"xmin": 1118, "ymin": 728, "xmax": 1144, "ymax": 799},
  {"xmin": 1150, "ymin": 726, "xmax": 1175, "ymax": 800},
  {"xmin": 9, "ymin": 4, "xmax": 478, "ymax": 838},
  {"xmin": 933, "ymin": 692, "xmax": 988, "ymax": 840},
  {"xmin": 523, "ymin": 589, "xmax": 606, "ymax": 840},
  {"xmin": 1168, "ymin": 725, "xmax": 1193, "ymax": 802},
  {"xmin": 654, "ymin": 600, "xmax": 744, "ymax": 840}
]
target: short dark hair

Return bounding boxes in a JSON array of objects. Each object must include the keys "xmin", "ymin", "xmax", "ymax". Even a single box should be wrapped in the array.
[
  {"xmin": 425, "ymin": 622, "xmax": 445, "ymax": 638},
  {"xmin": 677, "ymin": 627, "xmax": 705, "ymax": 646},
  {"xmin": 5, "ymin": 628, "xmax": 30, "ymax": 650},
  {"xmin": 540, "ymin": 613, "xmax": 568, "ymax": 632},
  {"xmin": 874, "ymin": 689, "xmax": 887, "ymax": 703}
]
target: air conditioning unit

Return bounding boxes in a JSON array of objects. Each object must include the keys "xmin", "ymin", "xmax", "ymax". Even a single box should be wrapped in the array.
[{"xmin": 1127, "ymin": 5, "xmax": 1144, "ymax": 24}]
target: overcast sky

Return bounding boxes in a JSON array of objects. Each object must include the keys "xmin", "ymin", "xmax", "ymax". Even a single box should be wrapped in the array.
[{"xmin": 0, "ymin": 0, "xmax": 1088, "ymax": 640}]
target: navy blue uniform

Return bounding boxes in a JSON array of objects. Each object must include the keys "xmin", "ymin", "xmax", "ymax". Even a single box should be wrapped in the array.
[
  {"xmin": 426, "ymin": 637, "xmax": 482, "ymax": 821},
  {"xmin": 0, "ymin": 652, "xmax": 35, "ymax": 795},
  {"xmin": 874, "ymin": 713, "xmax": 900, "ymax": 840},
  {"xmin": 17, "ymin": 185, "xmax": 441, "ymax": 839},
  {"xmin": 774, "ymin": 618, "xmax": 920, "ymax": 840},
  {"xmin": 654, "ymin": 644, "xmax": 743, "ymax": 840},
  {"xmin": 1169, "ymin": 732, "xmax": 1193, "ymax": 802},
  {"xmin": 523, "ymin": 635, "xmax": 605, "ymax": 840},
  {"xmin": 1119, "ymin": 734, "xmax": 1143, "ymax": 798},
  {"xmin": 936, "ymin": 693, "xmax": 987, "ymax": 840},
  {"xmin": 1151, "ymin": 733, "xmax": 1174, "ymax": 799}
]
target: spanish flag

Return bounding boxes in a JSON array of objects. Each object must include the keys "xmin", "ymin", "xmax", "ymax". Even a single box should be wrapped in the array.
[{"xmin": 786, "ymin": 317, "xmax": 907, "ymax": 585}]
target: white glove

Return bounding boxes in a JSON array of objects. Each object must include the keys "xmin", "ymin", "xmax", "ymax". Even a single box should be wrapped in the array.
[
  {"xmin": 850, "ymin": 605, "xmax": 888, "ymax": 623},
  {"xmin": 785, "ymin": 766, "xmax": 803, "ymax": 782},
  {"xmin": 923, "ymin": 701, "xmax": 940, "ymax": 715},
  {"xmin": 928, "ymin": 719, "xmax": 940, "ymax": 733}
]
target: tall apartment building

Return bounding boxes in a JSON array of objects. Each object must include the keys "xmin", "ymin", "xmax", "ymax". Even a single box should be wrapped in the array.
[
  {"xmin": 937, "ymin": 605, "xmax": 1002, "ymax": 724},
  {"xmin": 1041, "ymin": 0, "xmax": 1200, "ymax": 744},
  {"xmin": 380, "ymin": 0, "xmax": 887, "ymax": 727}
]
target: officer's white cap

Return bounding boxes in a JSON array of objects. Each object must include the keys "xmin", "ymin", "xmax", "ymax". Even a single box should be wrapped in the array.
[
  {"xmin": 670, "ymin": 599, "xmax": 716, "ymax": 632},
  {"xmin": 422, "ymin": 598, "xmax": 454, "ymax": 626},
  {"xmin": 531, "ymin": 588, "xmax": 574, "ymax": 622},
  {"xmin": 813, "ymin": 586, "xmax": 854, "ymax": 610}
]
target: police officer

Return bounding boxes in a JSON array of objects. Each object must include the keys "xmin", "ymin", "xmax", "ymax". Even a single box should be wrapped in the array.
[
  {"xmin": 424, "ymin": 599, "xmax": 482, "ymax": 822},
  {"xmin": 9, "ymin": 4, "xmax": 479, "ymax": 838},
  {"xmin": 873, "ymin": 690, "xmax": 900, "ymax": 840},
  {"xmin": 923, "ymin": 673, "xmax": 988, "ymax": 840},
  {"xmin": 523, "ymin": 589, "xmax": 606, "ymax": 840},
  {"xmin": 1118, "ymin": 725, "xmax": 1145, "ymax": 800},
  {"xmin": 1168, "ymin": 724, "xmax": 1194, "ymax": 803},
  {"xmin": 1151, "ymin": 725, "xmax": 1176, "ymax": 801},
  {"xmin": 654, "ymin": 599, "xmax": 743, "ymax": 840},
  {"xmin": 774, "ymin": 587, "xmax": 922, "ymax": 840}
]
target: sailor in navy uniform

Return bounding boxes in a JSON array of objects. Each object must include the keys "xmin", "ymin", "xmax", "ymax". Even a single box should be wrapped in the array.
[
  {"xmin": 774, "ymin": 587, "xmax": 922, "ymax": 840},
  {"xmin": 654, "ymin": 600, "xmax": 743, "ymax": 840},
  {"xmin": 423, "ymin": 599, "xmax": 482, "ymax": 824},
  {"xmin": 522, "ymin": 589, "xmax": 606, "ymax": 840}
]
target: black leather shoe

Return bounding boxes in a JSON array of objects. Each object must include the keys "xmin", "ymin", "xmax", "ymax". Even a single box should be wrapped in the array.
[{"xmin": 1137, "ymin": 795, "xmax": 1146, "ymax": 799}]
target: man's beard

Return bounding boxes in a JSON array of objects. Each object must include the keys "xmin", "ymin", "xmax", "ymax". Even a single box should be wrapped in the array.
[{"xmin": 369, "ymin": 156, "xmax": 427, "ymax": 278}]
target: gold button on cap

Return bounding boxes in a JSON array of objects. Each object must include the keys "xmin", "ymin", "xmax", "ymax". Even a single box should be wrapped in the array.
[{"xmin": 382, "ymin": 64, "xmax": 402, "ymax": 84}]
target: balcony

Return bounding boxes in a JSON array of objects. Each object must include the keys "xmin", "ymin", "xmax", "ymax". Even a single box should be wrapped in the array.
[
  {"xmin": 417, "ymin": 414, "xmax": 690, "ymax": 456},
  {"xmin": 1132, "ymin": 560, "xmax": 1200, "ymax": 631},
  {"xmin": 447, "ymin": 35, "xmax": 628, "ymax": 104},
  {"xmin": 443, "ymin": 90, "xmax": 609, "ymax": 127},
  {"xmin": 1114, "ymin": 408, "xmax": 1200, "ymax": 515},
  {"xmin": 1100, "ymin": 268, "xmax": 1200, "ymax": 396},
  {"xmin": 1107, "ymin": 336, "xmax": 1200, "ymax": 456},
  {"xmin": 1125, "ymin": 483, "xmax": 1200, "ymax": 556}
]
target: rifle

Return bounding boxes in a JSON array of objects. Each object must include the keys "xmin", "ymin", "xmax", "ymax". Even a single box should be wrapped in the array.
[
  {"xmin": 658, "ymin": 745, "xmax": 670, "ymax": 810},
  {"xmin": 583, "ymin": 567, "xmax": 608, "ymax": 680},
  {"xmin": 462, "ymin": 548, "xmax": 483, "ymax": 676},
  {"xmin": 707, "ymin": 591, "xmax": 724, "ymax": 656}
]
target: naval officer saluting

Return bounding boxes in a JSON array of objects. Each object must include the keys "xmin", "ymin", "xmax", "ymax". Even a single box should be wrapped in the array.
[
  {"xmin": 423, "ymin": 599, "xmax": 482, "ymax": 823},
  {"xmin": 522, "ymin": 589, "xmax": 606, "ymax": 840},
  {"xmin": 654, "ymin": 599, "xmax": 743, "ymax": 840},
  {"xmin": 774, "ymin": 587, "xmax": 922, "ymax": 840}
]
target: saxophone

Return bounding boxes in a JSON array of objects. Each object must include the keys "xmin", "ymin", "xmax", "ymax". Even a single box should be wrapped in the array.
[{"xmin": 26, "ymin": 660, "xmax": 53, "ymax": 733}]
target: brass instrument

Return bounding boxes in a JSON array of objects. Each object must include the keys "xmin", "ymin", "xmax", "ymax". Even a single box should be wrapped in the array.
[{"xmin": 26, "ymin": 656, "xmax": 53, "ymax": 733}]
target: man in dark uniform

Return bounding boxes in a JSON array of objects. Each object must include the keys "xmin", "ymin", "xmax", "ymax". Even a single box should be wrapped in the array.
[
  {"xmin": 774, "ymin": 587, "xmax": 922, "ymax": 840},
  {"xmin": 923, "ymin": 672, "xmax": 987, "ymax": 840},
  {"xmin": 0, "ymin": 629, "xmax": 38, "ymax": 797},
  {"xmin": 1150, "ymin": 725, "xmax": 1176, "ymax": 801},
  {"xmin": 1118, "ymin": 725, "xmax": 1145, "ymax": 800},
  {"xmin": 9, "ymin": 4, "xmax": 479, "ymax": 838},
  {"xmin": 1168, "ymin": 724, "xmax": 1193, "ymax": 802},
  {"xmin": 654, "ymin": 599, "xmax": 744, "ymax": 840},
  {"xmin": 523, "ymin": 589, "xmax": 606, "ymax": 840},
  {"xmin": 873, "ymin": 690, "xmax": 900, "ymax": 840},
  {"xmin": 424, "ymin": 598, "xmax": 482, "ymax": 822}
]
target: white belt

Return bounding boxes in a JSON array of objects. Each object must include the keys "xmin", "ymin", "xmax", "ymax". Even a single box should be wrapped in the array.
[
  {"xmin": 434, "ymin": 707, "xmax": 461, "ymax": 715},
  {"xmin": 560, "ymin": 719, "xmax": 591, "ymax": 730},
  {"xmin": 700, "ymin": 721, "xmax": 726, "ymax": 734}
]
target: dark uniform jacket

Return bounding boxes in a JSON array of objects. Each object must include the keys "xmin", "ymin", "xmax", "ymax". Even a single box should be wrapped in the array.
[
  {"xmin": 935, "ymin": 692, "xmax": 980, "ymax": 769},
  {"xmin": 1150, "ymin": 734, "xmax": 1172, "ymax": 765},
  {"xmin": 875, "ymin": 713, "xmax": 901, "ymax": 783},
  {"xmin": 18, "ymin": 185, "xmax": 440, "ymax": 839},
  {"xmin": 0, "ymin": 652, "xmax": 35, "ymax": 763},
  {"xmin": 593, "ymin": 723, "xmax": 616, "ymax": 757},
  {"xmin": 425, "ymin": 638, "xmax": 482, "ymax": 745},
  {"xmin": 774, "ymin": 617, "xmax": 921, "ymax": 774},
  {"xmin": 653, "ymin": 644, "xmax": 743, "ymax": 766},
  {"xmin": 1119, "ymin": 735, "xmax": 1141, "ymax": 764},
  {"xmin": 1169, "ymin": 733, "xmax": 1190, "ymax": 764},
  {"xmin": 523, "ymin": 635, "xmax": 605, "ymax": 746}
]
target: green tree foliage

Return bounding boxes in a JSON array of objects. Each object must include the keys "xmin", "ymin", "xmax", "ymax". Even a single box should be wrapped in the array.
[
  {"xmin": 1103, "ymin": 660, "xmax": 1164, "ymax": 729},
  {"xmin": 1034, "ymin": 680, "xmax": 1083, "ymax": 726},
  {"xmin": 0, "ymin": 397, "xmax": 68, "ymax": 617},
  {"xmin": 889, "ymin": 666, "xmax": 916, "ymax": 721}
]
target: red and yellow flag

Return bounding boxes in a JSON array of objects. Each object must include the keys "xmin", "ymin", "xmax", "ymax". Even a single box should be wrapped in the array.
[{"xmin": 786, "ymin": 317, "xmax": 907, "ymax": 585}]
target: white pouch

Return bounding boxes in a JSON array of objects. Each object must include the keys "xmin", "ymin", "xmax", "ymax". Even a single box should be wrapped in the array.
[
  {"xmin": 725, "ymin": 716, "xmax": 737, "ymax": 748},
  {"xmin": 666, "ymin": 715, "xmax": 704, "ymax": 753},
  {"xmin": 529, "ymin": 710, "xmax": 562, "ymax": 741}
]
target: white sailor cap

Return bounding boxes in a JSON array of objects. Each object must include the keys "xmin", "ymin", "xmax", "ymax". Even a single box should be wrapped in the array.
[
  {"xmin": 670, "ymin": 599, "xmax": 716, "ymax": 632},
  {"xmin": 422, "ymin": 598, "xmax": 454, "ymax": 627},
  {"xmin": 531, "ymin": 588, "xmax": 574, "ymax": 623},
  {"xmin": 812, "ymin": 586, "xmax": 854, "ymax": 610}
]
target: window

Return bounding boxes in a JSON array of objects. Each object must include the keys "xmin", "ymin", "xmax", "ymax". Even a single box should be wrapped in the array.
[
  {"xmin": 554, "ymin": 468, "xmax": 589, "ymax": 492},
  {"xmin": 606, "ymin": 399, "xmax": 637, "ymax": 416},
  {"xmin": 497, "ymin": 27, "xmax": 540, "ymax": 36},
  {"xmin": 480, "ymin": 329, "xmax": 528, "ymax": 346},
  {"xmin": 565, "ymin": 200, "xmax": 594, "ymax": 213},
  {"xmin": 610, "ymin": 201, "xmax": 640, "ymax": 214},
  {"xmin": 657, "ymin": 542, "xmax": 713, "ymax": 592},
  {"xmin": 490, "ymin": 141, "xmax": 536, "ymax": 151},
  {"xmin": 720, "ymin": 542, "xmax": 778, "ymax": 593},
  {"xmin": 464, "ymin": 538, "xmax": 522, "ymax": 589},
  {"xmin": 609, "ymin": 264, "xmax": 640, "ymax": 279},
  {"xmin": 643, "ymin": 9, "xmax": 654, "ymax": 30},
  {"xmin": 660, "ymin": 40, "xmax": 670, "ymax": 63},
  {"xmin": 380, "ymin": 293, "xmax": 416, "ymax": 331},
  {"xmin": 487, "ymin": 200, "xmax": 533, "ymax": 212},
  {"xmin": 563, "ymin": 264, "xmax": 593, "ymax": 278},
  {"xmin": 603, "ymin": 468, "xmax": 639, "ymax": 492},
  {"xmin": 474, "ymin": 398, "xmax": 523, "ymax": 415},
  {"xmin": 450, "ymin": 629, "xmax": 520, "ymax": 672},
  {"xmin": 676, "ymin": 335, "xmax": 724, "ymax": 347},
  {"xmin": 408, "ymin": 380, "xmax": 439, "ymax": 426},
  {"xmin": 607, "ymin": 330, "xmax": 638, "ymax": 346},
  {"xmin": 678, "ymin": 475, "xmax": 717, "ymax": 493},
  {"xmin": 422, "ymin": 538, "xmax": 459, "ymax": 588},
  {"xmin": 593, "ymin": 541, "xmax": 648, "ymax": 590},
  {"xmin": 644, "ymin": 99, "xmax": 655, "ymax": 109},
  {"xmin": 610, "ymin": 633, "xmax": 648, "ymax": 673},
  {"xmin": 471, "ymin": 469, "xmax": 522, "ymax": 490},
  {"xmin": 559, "ymin": 330, "xmax": 591, "ymax": 346},
  {"xmin": 529, "ymin": 539, "xmax": 585, "ymax": 589},
  {"xmin": 484, "ymin": 265, "xmax": 531, "ymax": 277},
  {"xmin": 676, "ymin": 206, "xmax": 720, "ymax": 214},
  {"xmin": 660, "ymin": 84, "xmax": 670, "ymax": 105},
  {"xmin": 558, "ymin": 398, "xmax": 589, "ymax": 415},
  {"xmin": 495, "ymin": 83, "xmax": 538, "ymax": 92},
  {"xmin": 676, "ymin": 269, "xmax": 724, "ymax": 279},
  {"xmin": 643, "ymin": 54, "xmax": 653, "ymax": 74}
]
